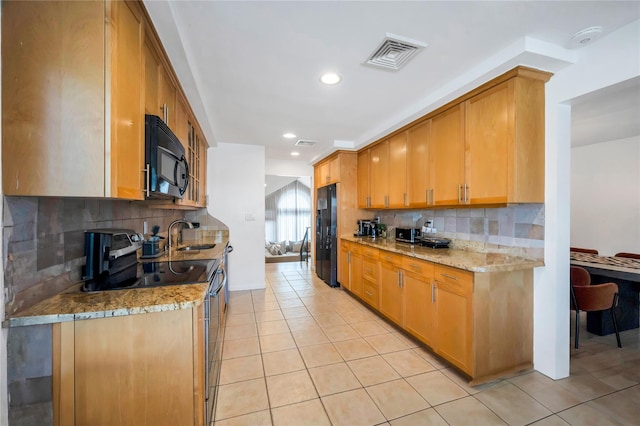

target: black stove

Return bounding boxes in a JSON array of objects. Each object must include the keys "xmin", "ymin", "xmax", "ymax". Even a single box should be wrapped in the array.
[{"xmin": 82, "ymin": 259, "xmax": 217, "ymax": 292}]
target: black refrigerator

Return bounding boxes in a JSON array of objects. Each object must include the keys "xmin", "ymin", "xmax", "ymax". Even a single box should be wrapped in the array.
[{"xmin": 316, "ymin": 183, "xmax": 338, "ymax": 287}]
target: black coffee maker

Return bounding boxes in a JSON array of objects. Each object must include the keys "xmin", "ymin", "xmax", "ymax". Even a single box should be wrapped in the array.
[{"xmin": 82, "ymin": 229, "xmax": 142, "ymax": 291}]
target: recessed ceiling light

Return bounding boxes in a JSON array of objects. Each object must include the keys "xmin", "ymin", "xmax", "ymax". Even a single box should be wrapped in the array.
[
  {"xmin": 283, "ymin": 133, "xmax": 296, "ymax": 139},
  {"xmin": 320, "ymin": 73, "xmax": 341, "ymax": 85},
  {"xmin": 290, "ymin": 151, "xmax": 300, "ymax": 157}
]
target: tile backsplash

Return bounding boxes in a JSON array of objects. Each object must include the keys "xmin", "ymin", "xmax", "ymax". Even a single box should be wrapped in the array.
[
  {"xmin": 2, "ymin": 196, "xmax": 199, "ymax": 316},
  {"xmin": 372, "ymin": 204, "xmax": 544, "ymax": 259}
]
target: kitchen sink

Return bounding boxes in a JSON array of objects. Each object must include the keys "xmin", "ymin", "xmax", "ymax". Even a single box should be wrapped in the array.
[{"xmin": 177, "ymin": 244, "xmax": 216, "ymax": 252}]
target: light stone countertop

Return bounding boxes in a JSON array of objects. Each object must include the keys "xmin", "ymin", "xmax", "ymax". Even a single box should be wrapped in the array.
[
  {"xmin": 341, "ymin": 236, "xmax": 544, "ymax": 273},
  {"xmin": 5, "ymin": 237, "xmax": 229, "ymax": 328}
]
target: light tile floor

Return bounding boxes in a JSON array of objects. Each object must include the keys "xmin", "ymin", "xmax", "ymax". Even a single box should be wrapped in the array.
[{"xmin": 214, "ymin": 262, "xmax": 640, "ymax": 425}]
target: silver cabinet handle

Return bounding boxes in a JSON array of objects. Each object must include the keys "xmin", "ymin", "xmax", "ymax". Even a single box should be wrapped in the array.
[
  {"xmin": 404, "ymin": 193, "xmax": 408, "ymax": 207},
  {"xmin": 426, "ymin": 189, "xmax": 429, "ymax": 205},
  {"xmin": 465, "ymin": 184, "xmax": 469, "ymax": 204},
  {"xmin": 366, "ymin": 196, "xmax": 371, "ymax": 208},
  {"xmin": 441, "ymin": 273, "xmax": 458, "ymax": 281},
  {"xmin": 431, "ymin": 283, "xmax": 435, "ymax": 303},
  {"xmin": 400, "ymin": 270, "xmax": 404, "ymax": 288},
  {"xmin": 429, "ymin": 189, "xmax": 434, "ymax": 205},
  {"xmin": 144, "ymin": 163, "xmax": 150, "ymax": 197},
  {"xmin": 365, "ymin": 290, "xmax": 373, "ymax": 297},
  {"xmin": 384, "ymin": 195, "xmax": 389, "ymax": 208},
  {"xmin": 458, "ymin": 184, "xmax": 462, "ymax": 204}
]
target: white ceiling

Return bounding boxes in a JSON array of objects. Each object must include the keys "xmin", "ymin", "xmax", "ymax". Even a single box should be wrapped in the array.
[{"xmin": 143, "ymin": 1, "xmax": 640, "ymax": 163}]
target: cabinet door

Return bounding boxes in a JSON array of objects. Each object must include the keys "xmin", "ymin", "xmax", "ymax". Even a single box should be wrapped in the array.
[
  {"xmin": 388, "ymin": 133, "xmax": 407, "ymax": 208},
  {"xmin": 435, "ymin": 266, "xmax": 473, "ymax": 375},
  {"xmin": 110, "ymin": 0, "xmax": 145, "ymax": 200},
  {"xmin": 465, "ymin": 81, "xmax": 511, "ymax": 204},
  {"xmin": 2, "ymin": 0, "xmax": 105, "ymax": 197},
  {"xmin": 329, "ymin": 156, "xmax": 340, "ymax": 184},
  {"xmin": 357, "ymin": 150, "xmax": 370, "ymax": 208},
  {"xmin": 350, "ymin": 251, "xmax": 363, "ymax": 297},
  {"xmin": 431, "ymin": 104, "xmax": 465, "ymax": 206},
  {"xmin": 339, "ymin": 241, "xmax": 351, "ymax": 290},
  {"xmin": 403, "ymin": 258, "xmax": 435, "ymax": 346},
  {"xmin": 144, "ymin": 39, "xmax": 160, "ymax": 116},
  {"xmin": 73, "ymin": 309, "xmax": 197, "ymax": 425},
  {"xmin": 406, "ymin": 120, "xmax": 431, "ymax": 207},
  {"xmin": 369, "ymin": 141, "xmax": 389, "ymax": 208},
  {"xmin": 159, "ymin": 67, "xmax": 177, "ymax": 129},
  {"xmin": 379, "ymin": 252, "xmax": 403, "ymax": 325},
  {"xmin": 319, "ymin": 161, "xmax": 330, "ymax": 186}
]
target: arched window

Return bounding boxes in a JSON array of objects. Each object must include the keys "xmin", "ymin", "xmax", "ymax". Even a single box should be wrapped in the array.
[{"xmin": 265, "ymin": 180, "xmax": 311, "ymax": 244}]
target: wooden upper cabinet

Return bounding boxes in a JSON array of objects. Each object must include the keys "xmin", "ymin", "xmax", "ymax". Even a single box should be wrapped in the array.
[
  {"xmin": 465, "ymin": 77, "xmax": 546, "ymax": 204},
  {"xmin": 2, "ymin": 0, "xmax": 145, "ymax": 199},
  {"xmin": 369, "ymin": 141, "xmax": 389, "ymax": 208},
  {"xmin": 357, "ymin": 150, "xmax": 371, "ymax": 208},
  {"xmin": 354, "ymin": 66, "xmax": 550, "ymax": 209},
  {"xmin": 316, "ymin": 156, "xmax": 341, "ymax": 187},
  {"xmin": 387, "ymin": 132, "xmax": 407, "ymax": 208},
  {"xmin": 431, "ymin": 104, "xmax": 465, "ymax": 206},
  {"xmin": 159, "ymin": 68, "xmax": 177, "ymax": 130},
  {"xmin": 144, "ymin": 38, "xmax": 176, "ymax": 130},
  {"xmin": 406, "ymin": 120, "xmax": 431, "ymax": 207},
  {"xmin": 110, "ymin": 0, "xmax": 145, "ymax": 200},
  {"xmin": 144, "ymin": 40, "xmax": 160, "ymax": 116},
  {"xmin": 464, "ymin": 82, "xmax": 510, "ymax": 204}
]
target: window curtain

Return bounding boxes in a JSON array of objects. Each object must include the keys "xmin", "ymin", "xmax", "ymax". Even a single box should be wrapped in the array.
[{"xmin": 265, "ymin": 180, "xmax": 311, "ymax": 244}]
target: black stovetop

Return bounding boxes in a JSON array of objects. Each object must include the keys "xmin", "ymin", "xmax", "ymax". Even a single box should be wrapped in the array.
[{"xmin": 82, "ymin": 258, "xmax": 217, "ymax": 292}]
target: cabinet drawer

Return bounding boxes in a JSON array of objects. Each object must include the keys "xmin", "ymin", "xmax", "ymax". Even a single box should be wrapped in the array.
[
  {"xmin": 362, "ymin": 259, "xmax": 378, "ymax": 281},
  {"xmin": 434, "ymin": 265, "xmax": 473, "ymax": 294},
  {"xmin": 360, "ymin": 246, "xmax": 379, "ymax": 260},
  {"xmin": 379, "ymin": 251, "xmax": 403, "ymax": 268},
  {"xmin": 402, "ymin": 257, "xmax": 434, "ymax": 277},
  {"xmin": 362, "ymin": 280, "xmax": 379, "ymax": 309}
]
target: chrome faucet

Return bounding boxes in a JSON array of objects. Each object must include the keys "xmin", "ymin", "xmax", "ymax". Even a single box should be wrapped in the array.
[{"xmin": 168, "ymin": 219, "xmax": 194, "ymax": 252}]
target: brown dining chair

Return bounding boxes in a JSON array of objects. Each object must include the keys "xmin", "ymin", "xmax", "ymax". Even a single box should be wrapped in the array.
[
  {"xmin": 570, "ymin": 266, "xmax": 621, "ymax": 349},
  {"xmin": 614, "ymin": 252, "xmax": 640, "ymax": 260},
  {"xmin": 570, "ymin": 247, "xmax": 599, "ymax": 255}
]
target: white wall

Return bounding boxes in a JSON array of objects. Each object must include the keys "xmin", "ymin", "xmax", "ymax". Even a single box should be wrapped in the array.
[
  {"xmin": 208, "ymin": 143, "xmax": 266, "ymax": 291},
  {"xmin": 538, "ymin": 19, "xmax": 640, "ymax": 379},
  {"xmin": 571, "ymin": 136, "xmax": 640, "ymax": 256},
  {"xmin": 265, "ymin": 158, "xmax": 313, "ymax": 178}
]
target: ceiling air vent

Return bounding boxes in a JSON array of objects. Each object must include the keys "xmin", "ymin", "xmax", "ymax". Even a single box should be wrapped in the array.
[
  {"xmin": 365, "ymin": 33, "xmax": 428, "ymax": 71},
  {"xmin": 295, "ymin": 139, "xmax": 317, "ymax": 147}
]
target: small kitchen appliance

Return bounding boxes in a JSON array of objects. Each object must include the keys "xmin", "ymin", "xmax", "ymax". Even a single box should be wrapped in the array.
[
  {"xmin": 82, "ymin": 228, "xmax": 143, "ymax": 291},
  {"xmin": 395, "ymin": 227, "xmax": 421, "ymax": 244},
  {"xmin": 355, "ymin": 219, "xmax": 379, "ymax": 237},
  {"xmin": 419, "ymin": 236, "xmax": 452, "ymax": 249}
]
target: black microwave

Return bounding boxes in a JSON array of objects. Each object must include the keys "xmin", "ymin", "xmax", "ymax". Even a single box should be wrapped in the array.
[{"xmin": 145, "ymin": 114, "xmax": 189, "ymax": 199}]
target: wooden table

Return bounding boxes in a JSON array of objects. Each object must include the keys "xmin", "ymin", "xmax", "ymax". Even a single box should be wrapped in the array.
[{"xmin": 570, "ymin": 252, "xmax": 640, "ymax": 336}]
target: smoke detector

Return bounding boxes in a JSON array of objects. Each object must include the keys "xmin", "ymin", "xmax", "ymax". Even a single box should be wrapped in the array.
[
  {"xmin": 364, "ymin": 33, "xmax": 428, "ymax": 71},
  {"xmin": 568, "ymin": 26, "xmax": 604, "ymax": 49},
  {"xmin": 295, "ymin": 139, "xmax": 317, "ymax": 147}
]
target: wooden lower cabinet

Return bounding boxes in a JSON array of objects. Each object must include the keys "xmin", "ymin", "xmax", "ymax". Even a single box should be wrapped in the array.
[
  {"xmin": 341, "ymin": 239, "xmax": 534, "ymax": 384},
  {"xmin": 53, "ymin": 307, "xmax": 205, "ymax": 426},
  {"xmin": 402, "ymin": 258, "xmax": 435, "ymax": 346},
  {"xmin": 360, "ymin": 248, "xmax": 379, "ymax": 309},
  {"xmin": 379, "ymin": 252, "xmax": 403, "ymax": 324},
  {"xmin": 434, "ymin": 265, "xmax": 474, "ymax": 374}
]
